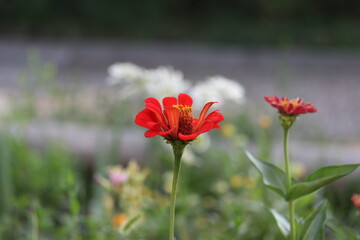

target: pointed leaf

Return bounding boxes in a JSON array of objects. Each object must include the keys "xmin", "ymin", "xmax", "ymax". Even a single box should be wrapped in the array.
[
  {"xmin": 286, "ymin": 164, "xmax": 360, "ymax": 201},
  {"xmin": 245, "ymin": 150, "xmax": 288, "ymax": 197},
  {"xmin": 269, "ymin": 208, "xmax": 290, "ymax": 238},
  {"xmin": 122, "ymin": 214, "xmax": 142, "ymax": 233},
  {"xmin": 299, "ymin": 201, "xmax": 327, "ymax": 240}
]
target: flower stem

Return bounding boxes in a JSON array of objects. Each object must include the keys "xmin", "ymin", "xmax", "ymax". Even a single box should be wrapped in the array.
[
  {"xmin": 283, "ymin": 127, "xmax": 296, "ymax": 240},
  {"xmin": 283, "ymin": 127, "xmax": 292, "ymax": 189},
  {"xmin": 169, "ymin": 142, "xmax": 186, "ymax": 240}
]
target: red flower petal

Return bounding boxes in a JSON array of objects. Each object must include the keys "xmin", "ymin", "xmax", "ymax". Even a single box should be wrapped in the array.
[
  {"xmin": 197, "ymin": 121, "xmax": 215, "ymax": 134},
  {"xmin": 178, "ymin": 93, "xmax": 193, "ymax": 106},
  {"xmin": 145, "ymin": 102, "xmax": 162, "ymax": 115},
  {"xmin": 295, "ymin": 98, "xmax": 303, "ymax": 104},
  {"xmin": 135, "ymin": 93, "xmax": 223, "ymax": 142},
  {"xmin": 145, "ymin": 98, "xmax": 162, "ymax": 111},
  {"xmin": 164, "ymin": 107, "xmax": 180, "ymax": 136},
  {"xmin": 145, "ymin": 102, "xmax": 168, "ymax": 129},
  {"xmin": 195, "ymin": 101, "xmax": 217, "ymax": 129},
  {"xmin": 213, "ymin": 123, "xmax": 221, "ymax": 129},
  {"xmin": 159, "ymin": 127, "xmax": 175, "ymax": 136},
  {"xmin": 144, "ymin": 129, "xmax": 161, "ymax": 138},
  {"xmin": 163, "ymin": 97, "xmax": 177, "ymax": 108},
  {"xmin": 205, "ymin": 111, "xmax": 224, "ymax": 123},
  {"xmin": 264, "ymin": 95, "xmax": 278, "ymax": 104},
  {"xmin": 178, "ymin": 133, "xmax": 198, "ymax": 141},
  {"xmin": 264, "ymin": 95, "xmax": 317, "ymax": 116},
  {"xmin": 135, "ymin": 109, "xmax": 157, "ymax": 128},
  {"xmin": 288, "ymin": 103, "xmax": 294, "ymax": 112}
]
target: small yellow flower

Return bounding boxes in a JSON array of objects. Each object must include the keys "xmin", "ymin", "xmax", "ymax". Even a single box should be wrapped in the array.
[
  {"xmin": 221, "ymin": 123, "xmax": 236, "ymax": 137},
  {"xmin": 258, "ymin": 115, "xmax": 272, "ymax": 129},
  {"xmin": 244, "ymin": 177, "xmax": 256, "ymax": 189},
  {"xmin": 112, "ymin": 213, "xmax": 127, "ymax": 228},
  {"xmin": 230, "ymin": 175, "xmax": 243, "ymax": 188}
]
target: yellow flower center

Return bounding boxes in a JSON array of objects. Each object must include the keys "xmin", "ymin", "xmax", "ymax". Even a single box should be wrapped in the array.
[
  {"xmin": 281, "ymin": 100, "xmax": 299, "ymax": 108},
  {"xmin": 173, "ymin": 104, "xmax": 192, "ymax": 113},
  {"xmin": 173, "ymin": 104, "xmax": 194, "ymax": 135}
]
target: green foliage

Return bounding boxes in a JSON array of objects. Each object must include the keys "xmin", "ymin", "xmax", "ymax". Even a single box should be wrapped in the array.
[
  {"xmin": 269, "ymin": 208, "xmax": 290, "ymax": 238},
  {"xmin": 0, "ymin": 136, "xmax": 90, "ymax": 240},
  {"xmin": 245, "ymin": 150, "xmax": 360, "ymax": 240},
  {"xmin": 1, "ymin": 59, "xmax": 359, "ymax": 239},
  {"xmin": 122, "ymin": 214, "xmax": 142, "ymax": 233},
  {"xmin": 286, "ymin": 164, "xmax": 360, "ymax": 201},
  {"xmin": 299, "ymin": 201, "xmax": 327, "ymax": 240},
  {"xmin": 11, "ymin": 140, "xmax": 77, "ymax": 208},
  {"xmin": 245, "ymin": 151, "xmax": 359, "ymax": 202},
  {"xmin": 245, "ymin": 150, "xmax": 290, "ymax": 197},
  {"xmin": 326, "ymin": 219, "xmax": 359, "ymax": 240}
]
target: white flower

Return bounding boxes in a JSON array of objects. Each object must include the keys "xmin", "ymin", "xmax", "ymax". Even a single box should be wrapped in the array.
[
  {"xmin": 106, "ymin": 63, "xmax": 191, "ymax": 100},
  {"xmin": 144, "ymin": 66, "xmax": 190, "ymax": 99},
  {"xmin": 107, "ymin": 62, "xmax": 145, "ymax": 85},
  {"xmin": 106, "ymin": 62, "xmax": 149, "ymax": 99},
  {"xmin": 208, "ymin": 76, "xmax": 245, "ymax": 104},
  {"xmin": 189, "ymin": 81, "xmax": 222, "ymax": 107},
  {"xmin": 190, "ymin": 75, "xmax": 245, "ymax": 107}
]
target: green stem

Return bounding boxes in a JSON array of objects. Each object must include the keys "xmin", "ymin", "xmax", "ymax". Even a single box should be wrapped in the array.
[
  {"xmin": 169, "ymin": 142, "xmax": 186, "ymax": 240},
  {"xmin": 283, "ymin": 127, "xmax": 296, "ymax": 240},
  {"xmin": 288, "ymin": 200, "xmax": 296, "ymax": 240},
  {"xmin": 283, "ymin": 128, "xmax": 291, "ymax": 189}
]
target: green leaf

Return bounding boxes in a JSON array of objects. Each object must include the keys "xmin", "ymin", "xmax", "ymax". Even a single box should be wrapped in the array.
[
  {"xmin": 326, "ymin": 219, "xmax": 358, "ymax": 240},
  {"xmin": 269, "ymin": 208, "xmax": 290, "ymax": 238},
  {"xmin": 286, "ymin": 164, "xmax": 360, "ymax": 201},
  {"xmin": 122, "ymin": 214, "xmax": 142, "ymax": 233},
  {"xmin": 245, "ymin": 150, "xmax": 288, "ymax": 197},
  {"xmin": 299, "ymin": 201, "xmax": 327, "ymax": 240}
]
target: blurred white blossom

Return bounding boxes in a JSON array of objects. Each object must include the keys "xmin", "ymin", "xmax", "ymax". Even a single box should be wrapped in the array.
[
  {"xmin": 144, "ymin": 66, "xmax": 190, "ymax": 99},
  {"xmin": 190, "ymin": 75, "xmax": 245, "ymax": 107},
  {"xmin": 107, "ymin": 62, "xmax": 148, "ymax": 99},
  {"xmin": 106, "ymin": 63, "xmax": 245, "ymax": 106},
  {"xmin": 189, "ymin": 80, "xmax": 221, "ymax": 105},
  {"xmin": 107, "ymin": 63, "xmax": 190, "ymax": 99},
  {"xmin": 107, "ymin": 62, "xmax": 145, "ymax": 85}
]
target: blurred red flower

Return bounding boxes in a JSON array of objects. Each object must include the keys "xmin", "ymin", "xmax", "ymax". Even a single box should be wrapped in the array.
[
  {"xmin": 351, "ymin": 193, "xmax": 360, "ymax": 210},
  {"xmin": 135, "ymin": 93, "xmax": 224, "ymax": 141},
  {"xmin": 264, "ymin": 96, "xmax": 317, "ymax": 116}
]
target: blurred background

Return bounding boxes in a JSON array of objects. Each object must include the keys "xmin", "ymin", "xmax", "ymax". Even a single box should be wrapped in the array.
[{"xmin": 0, "ymin": 1, "xmax": 360, "ymax": 239}]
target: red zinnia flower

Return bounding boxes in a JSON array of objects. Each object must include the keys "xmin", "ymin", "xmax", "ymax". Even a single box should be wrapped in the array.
[
  {"xmin": 351, "ymin": 193, "xmax": 360, "ymax": 210},
  {"xmin": 264, "ymin": 96, "xmax": 317, "ymax": 116},
  {"xmin": 135, "ymin": 93, "xmax": 224, "ymax": 141}
]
